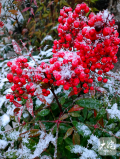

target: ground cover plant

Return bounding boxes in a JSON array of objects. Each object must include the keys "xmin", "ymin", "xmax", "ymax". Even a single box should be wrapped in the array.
[{"xmin": 0, "ymin": 2, "xmax": 120, "ymax": 159}]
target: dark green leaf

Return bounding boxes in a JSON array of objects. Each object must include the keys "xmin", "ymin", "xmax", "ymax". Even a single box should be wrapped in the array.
[
  {"xmin": 73, "ymin": 121, "xmax": 92, "ymax": 137},
  {"xmin": 37, "ymin": 109, "xmax": 50, "ymax": 116},
  {"xmin": 76, "ymin": 98, "xmax": 101, "ymax": 110}
]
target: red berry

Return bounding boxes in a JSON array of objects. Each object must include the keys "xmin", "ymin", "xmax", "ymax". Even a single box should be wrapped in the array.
[
  {"xmin": 103, "ymin": 78, "xmax": 108, "ymax": 83},
  {"xmin": 97, "ymin": 77, "xmax": 102, "ymax": 81}
]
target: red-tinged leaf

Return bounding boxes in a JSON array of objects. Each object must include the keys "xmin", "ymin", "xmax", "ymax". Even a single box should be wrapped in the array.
[
  {"xmin": 90, "ymin": 89, "xmax": 95, "ymax": 96},
  {"xmin": 12, "ymin": 40, "xmax": 22, "ymax": 55},
  {"xmin": 31, "ymin": 8, "xmax": 34, "ymax": 16},
  {"xmin": 68, "ymin": 105, "xmax": 84, "ymax": 113},
  {"xmin": 72, "ymin": 131, "xmax": 80, "ymax": 145},
  {"xmin": 94, "ymin": 109, "xmax": 97, "ymax": 117},
  {"xmin": 22, "ymin": 7, "xmax": 31, "ymax": 12},
  {"xmin": 14, "ymin": 108, "xmax": 20, "ymax": 116},
  {"xmin": 64, "ymin": 127, "xmax": 73, "ymax": 139},
  {"xmin": 26, "ymin": 98, "xmax": 34, "ymax": 116},
  {"xmin": 13, "ymin": 101, "xmax": 22, "ymax": 107},
  {"xmin": 68, "ymin": 90, "xmax": 75, "ymax": 97},
  {"xmin": 37, "ymin": 95, "xmax": 50, "ymax": 106},
  {"xmin": 17, "ymin": 106, "xmax": 23, "ymax": 122},
  {"xmin": 99, "ymin": 118, "xmax": 104, "ymax": 128},
  {"xmin": 59, "ymin": 114, "xmax": 68, "ymax": 121},
  {"xmin": 68, "ymin": 87, "xmax": 82, "ymax": 97},
  {"xmin": 34, "ymin": 0, "xmax": 38, "ymax": 7},
  {"xmin": 27, "ymin": 17, "xmax": 32, "ymax": 24}
]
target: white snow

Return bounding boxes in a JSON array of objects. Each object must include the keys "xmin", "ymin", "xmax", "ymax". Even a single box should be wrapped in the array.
[
  {"xmin": 0, "ymin": 139, "xmax": 8, "ymax": 149},
  {"xmin": 41, "ymin": 35, "xmax": 53, "ymax": 44},
  {"xmin": 0, "ymin": 114, "xmax": 10, "ymax": 126},
  {"xmin": 88, "ymin": 134, "xmax": 99, "ymax": 151},
  {"xmin": 0, "ymin": 96, "xmax": 6, "ymax": 108},
  {"xmin": 106, "ymin": 103, "xmax": 120, "ymax": 120},
  {"xmin": 31, "ymin": 131, "xmax": 56, "ymax": 158},
  {"xmin": 70, "ymin": 145, "xmax": 98, "ymax": 159}
]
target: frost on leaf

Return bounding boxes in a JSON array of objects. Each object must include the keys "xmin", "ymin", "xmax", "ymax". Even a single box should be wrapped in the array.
[
  {"xmin": 0, "ymin": 139, "xmax": 8, "ymax": 149},
  {"xmin": 31, "ymin": 131, "xmax": 56, "ymax": 158},
  {"xmin": 1, "ymin": 114, "xmax": 10, "ymax": 126},
  {"xmin": 106, "ymin": 103, "xmax": 120, "ymax": 120},
  {"xmin": 73, "ymin": 121, "xmax": 92, "ymax": 137},
  {"xmin": 67, "ymin": 145, "xmax": 98, "ymax": 159},
  {"xmin": 26, "ymin": 98, "xmax": 34, "ymax": 117},
  {"xmin": 87, "ymin": 134, "xmax": 99, "ymax": 151},
  {"xmin": 17, "ymin": 106, "xmax": 23, "ymax": 123},
  {"xmin": 12, "ymin": 40, "xmax": 22, "ymax": 55}
]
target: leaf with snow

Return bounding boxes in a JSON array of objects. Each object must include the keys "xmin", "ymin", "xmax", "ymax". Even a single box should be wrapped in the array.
[
  {"xmin": 1, "ymin": 114, "xmax": 10, "ymax": 126},
  {"xmin": 13, "ymin": 101, "xmax": 22, "ymax": 107},
  {"xmin": 0, "ymin": 140, "xmax": 8, "ymax": 149},
  {"xmin": 106, "ymin": 103, "xmax": 120, "ymax": 121},
  {"xmin": 17, "ymin": 106, "xmax": 23, "ymax": 123},
  {"xmin": 73, "ymin": 121, "xmax": 92, "ymax": 137},
  {"xmin": 66, "ymin": 145, "xmax": 98, "ymax": 159},
  {"xmin": 0, "ymin": 96, "xmax": 6, "ymax": 108},
  {"xmin": 12, "ymin": 40, "xmax": 22, "ymax": 55},
  {"xmin": 31, "ymin": 131, "xmax": 56, "ymax": 158},
  {"xmin": 41, "ymin": 35, "xmax": 53, "ymax": 44},
  {"xmin": 30, "ymin": 8, "xmax": 34, "ymax": 16},
  {"xmin": 26, "ymin": 98, "xmax": 34, "ymax": 117}
]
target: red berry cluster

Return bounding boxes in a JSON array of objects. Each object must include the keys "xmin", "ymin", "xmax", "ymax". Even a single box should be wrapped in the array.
[
  {"xmin": 6, "ymin": 3, "xmax": 120, "ymax": 104},
  {"xmin": 51, "ymin": 4, "xmax": 120, "ymax": 93},
  {"xmin": 0, "ymin": 21, "xmax": 4, "ymax": 28}
]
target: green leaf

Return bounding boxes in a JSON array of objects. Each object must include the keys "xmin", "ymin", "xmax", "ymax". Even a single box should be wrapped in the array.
[
  {"xmin": 69, "ymin": 112, "xmax": 81, "ymax": 117},
  {"xmin": 66, "ymin": 145, "xmax": 83, "ymax": 153},
  {"xmin": 51, "ymin": 103, "xmax": 58, "ymax": 110},
  {"xmin": 96, "ymin": 108, "xmax": 106, "ymax": 121},
  {"xmin": 64, "ymin": 127, "xmax": 74, "ymax": 139},
  {"xmin": 73, "ymin": 121, "xmax": 92, "ymax": 137},
  {"xmin": 60, "ymin": 114, "xmax": 69, "ymax": 121},
  {"xmin": 76, "ymin": 98, "xmax": 101, "ymax": 110},
  {"xmin": 83, "ymin": 107, "xmax": 87, "ymax": 120},
  {"xmin": 59, "ymin": 123, "xmax": 72, "ymax": 133},
  {"xmin": 60, "ymin": 96, "xmax": 66, "ymax": 105},
  {"xmin": 87, "ymin": 110, "xmax": 93, "ymax": 119},
  {"xmin": 64, "ymin": 138, "xmax": 73, "ymax": 145},
  {"xmin": 37, "ymin": 109, "xmax": 50, "ymax": 116}
]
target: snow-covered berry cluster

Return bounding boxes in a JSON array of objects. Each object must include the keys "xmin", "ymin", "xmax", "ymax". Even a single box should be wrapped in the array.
[{"xmin": 6, "ymin": 3, "xmax": 120, "ymax": 104}]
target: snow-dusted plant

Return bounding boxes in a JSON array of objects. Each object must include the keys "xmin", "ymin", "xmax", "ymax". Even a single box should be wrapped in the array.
[{"xmin": 1, "ymin": 3, "xmax": 120, "ymax": 159}]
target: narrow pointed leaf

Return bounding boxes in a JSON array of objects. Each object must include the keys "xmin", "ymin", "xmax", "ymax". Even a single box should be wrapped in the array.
[
  {"xmin": 8, "ymin": 10, "xmax": 18, "ymax": 15},
  {"xmin": 72, "ymin": 132, "xmax": 80, "ymax": 145},
  {"xmin": 12, "ymin": 40, "xmax": 22, "ymax": 55},
  {"xmin": 34, "ymin": 0, "xmax": 38, "ymax": 7},
  {"xmin": 26, "ymin": 98, "xmax": 34, "ymax": 116},
  {"xmin": 59, "ymin": 114, "xmax": 68, "ymax": 121},
  {"xmin": 13, "ymin": 101, "xmax": 22, "ymax": 107},
  {"xmin": 17, "ymin": 106, "xmax": 23, "ymax": 122},
  {"xmin": 64, "ymin": 127, "xmax": 73, "ymax": 139},
  {"xmin": 22, "ymin": 7, "xmax": 31, "ymax": 12},
  {"xmin": 69, "ymin": 112, "xmax": 81, "ymax": 117},
  {"xmin": 68, "ymin": 105, "xmax": 84, "ymax": 112}
]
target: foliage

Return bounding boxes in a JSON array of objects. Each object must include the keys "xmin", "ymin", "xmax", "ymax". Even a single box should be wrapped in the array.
[
  {"xmin": 0, "ymin": 1, "xmax": 120, "ymax": 159},
  {"xmin": 0, "ymin": 0, "xmax": 99, "ymax": 59}
]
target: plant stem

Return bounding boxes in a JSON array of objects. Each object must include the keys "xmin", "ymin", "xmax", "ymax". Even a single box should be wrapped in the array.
[{"xmin": 50, "ymin": 87, "xmax": 63, "ymax": 113}]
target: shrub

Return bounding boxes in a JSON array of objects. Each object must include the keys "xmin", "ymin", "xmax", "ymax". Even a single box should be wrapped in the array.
[{"xmin": 0, "ymin": 2, "xmax": 120, "ymax": 159}]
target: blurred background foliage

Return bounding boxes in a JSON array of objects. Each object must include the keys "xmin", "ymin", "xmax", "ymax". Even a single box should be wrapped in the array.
[{"xmin": 1, "ymin": 0, "xmax": 110, "ymax": 57}]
